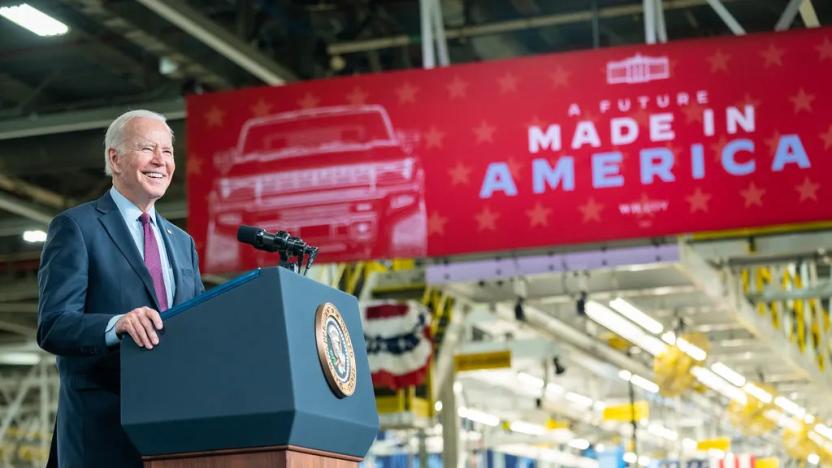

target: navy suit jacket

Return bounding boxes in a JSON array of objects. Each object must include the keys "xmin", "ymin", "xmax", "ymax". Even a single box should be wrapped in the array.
[{"xmin": 37, "ymin": 192, "xmax": 205, "ymax": 468}]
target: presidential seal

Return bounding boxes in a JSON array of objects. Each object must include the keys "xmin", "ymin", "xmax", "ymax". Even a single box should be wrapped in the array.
[{"xmin": 315, "ymin": 302, "xmax": 357, "ymax": 398}]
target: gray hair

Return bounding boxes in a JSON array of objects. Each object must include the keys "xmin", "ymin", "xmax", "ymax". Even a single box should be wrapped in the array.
[{"xmin": 103, "ymin": 109, "xmax": 173, "ymax": 175}]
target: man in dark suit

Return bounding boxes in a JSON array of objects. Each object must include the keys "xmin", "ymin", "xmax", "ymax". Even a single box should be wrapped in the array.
[{"xmin": 37, "ymin": 110, "xmax": 205, "ymax": 467}]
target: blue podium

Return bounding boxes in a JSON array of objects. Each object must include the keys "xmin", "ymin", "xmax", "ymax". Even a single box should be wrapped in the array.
[{"xmin": 120, "ymin": 267, "xmax": 379, "ymax": 467}]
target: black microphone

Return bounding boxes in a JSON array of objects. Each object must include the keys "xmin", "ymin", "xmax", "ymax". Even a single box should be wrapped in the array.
[{"xmin": 236, "ymin": 225, "xmax": 290, "ymax": 252}]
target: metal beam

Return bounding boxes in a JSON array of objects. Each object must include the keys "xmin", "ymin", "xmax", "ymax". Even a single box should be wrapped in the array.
[
  {"xmin": 704, "ymin": 0, "xmax": 746, "ymax": 35},
  {"xmin": 63, "ymin": 0, "xmax": 233, "ymax": 89},
  {"xmin": 0, "ymin": 176, "xmax": 68, "ymax": 210},
  {"xmin": 328, "ymin": 0, "xmax": 741, "ymax": 55},
  {"xmin": 0, "ymin": 304, "xmax": 37, "ymax": 314},
  {"xmin": 0, "ymin": 99, "xmax": 184, "ymax": 140},
  {"xmin": 643, "ymin": 0, "xmax": 657, "ymax": 44},
  {"xmin": 775, "ymin": 0, "xmax": 805, "ymax": 31},
  {"xmin": 0, "ymin": 73, "xmax": 40, "ymax": 107},
  {"xmin": 799, "ymin": 0, "xmax": 820, "ymax": 28},
  {"xmin": 136, "ymin": 0, "xmax": 296, "ymax": 85},
  {"xmin": 0, "ymin": 192, "xmax": 55, "ymax": 225}
]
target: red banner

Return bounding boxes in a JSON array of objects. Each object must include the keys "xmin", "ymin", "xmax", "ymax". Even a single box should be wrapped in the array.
[{"xmin": 187, "ymin": 27, "xmax": 832, "ymax": 272}]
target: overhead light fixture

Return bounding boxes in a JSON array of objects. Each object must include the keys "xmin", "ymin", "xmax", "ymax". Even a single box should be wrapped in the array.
[
  {"xmin": 586, "ymin": 301, "xmax": 667, "ymax": 356},
  {"xmin": 808, "ymin": 453, "xmax": 820, "ymax": 465},
  {"xmin": 676, "ymin": 336, "xmax": 707, "ymax": 361},
  {"xmin": 568, "ymin": 438, "xmax": 590, "ymax": 450},
  {"xmin": 0, "ymin": 3, "xmax": 69, "ymax": 36},
  {"xmin": 22, "ymin": 229, "xmax": 47, "ymax": 243},
  {"xmin": 647, "ymin": 423, "xmax": 678, "ymax": 441},
  {"xmin": 609, "ymin": 298, "xmax": 663, "ymax": 334},
  {"xmin": 0, "ymin": 352, "xmax": 41, "ymax": 365},
  {"xmin": 744, "ymin": 382, "xmax": 773, "ymax": 403},
  {"xmin": 711, "ymin": 362, "xmax": 746, "ymax": 387},
  {"xmin": 630, "ymin": 374, "xmax": 660, "ymax": 394},
  {"xmin": 617, "ymin": 369, "xmax": 659, "ymax": 394},
  {"xmin": 459, "ymin": 407, "xmax": 500, "ymax": 427},
  {"xmin": 564, "ymin": 391, "xmax": 594, "ymax": 408},
  {"xmin": 517, "ymin": 372, "xmax": 544, "ymax": 390},
  {"xmin": 509, "ymin": 421, "xmax": 545, "ymax": 436},
  {"xmin": 815, "ymin": 423, "xmax": 832, "ymax": 440},
  {"xmin": 691, "ymin": 366, "xmax": 746, "ymax": 404},
  {"xmin": 806, "ymin": 414, "xmax": 816, "ymax": 425},
  {"xmin": 774, "ymin": 396, "xmax": 806, "ymax": 419}
]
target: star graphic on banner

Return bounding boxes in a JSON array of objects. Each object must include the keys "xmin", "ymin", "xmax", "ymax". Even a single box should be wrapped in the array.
[
  {"xmin": 474, "ymin": 121, "xmax": 496, "ymax": 144},
  {"xmin": 575, "ymin": 111, "xmax": 599, "ymax": 125},
  {"xmin": 765, "ymin": 131, "xmax": 782, "ymax": 156},
  {"xmin": 549, "ymin": 66, "xmax": 571, "ymax": 88},
  {"xmin": 669, "ymin": 58, "xmax": 680, "ymax": 75},
  {"xmin": 682, "ymin": 102, "xmax": 705, "ymax": 124},
  {"xmin": 579, "ymin": 197, "xmax": 603, "ymax": 223},
  {"xmin": 424, "ymin": 126, "xmax": 446, "ymax": 149},
  {"xmin": 740, "ymin": 182, "xmax": 766, "ymax": 207},
  {"xmin": 187, "ymin": 153, "xmax": 203, "ymax": 176},
  {"xmin": 526, "ymin": 202, "xmax": 552, "ymax": 228},
  {"xmin": 820, "ymin": 125, "xmax": 832, "ymax": 150},
  {"xmin": 448, "ymin": 161, "xmax": 472, "ymax": 186},
  {"xmin": 685, "ymin": 187, "xmax": 712, "ymax": 213},
  {"xmin": 816, "ymin": 37, "xmax": 832, "ymax": 61},
  {"xmin": 204, "ymin": 106, "xmax": 225, "ymax": 128},
  {"xmin": 707, "ymin": 49, "xmax": 731, "ymax": 73},
  {"xmin": 298, "ymin": 93, "xmax": 320, "ymax": 109},
  {"xmin": 396, "ymin": 82, "xmax": 419, "ymax": 104},
  {"xmin": 795, "ymin": 177, "xmax": 820, "ymax": 202},
  {"xmin": 447, "ymin": 76, "xmax": 469, "ymax": 99},
  {"xmin": 346, "ymin": 87, "xmax": 368, "ymax": 105},
  {"xmin": 760, "ymin": 43, "xmax": 785, "ymax": 67},
  {"xmin": 428, "ymin": 211, "xmax": 449, "ymax": 236},
  {"xmin": 666, "ymin": 143, "xmax": 683, "ymax": 164},
  {"xmin": 475, "ymin": 206, "xmax": 500, "ymax": 231},
  {"xmin": 507, "ymin": 156, "xmax": 525, "ymax": 180},
  {"xmin": 632, "ymin": 108, "xmax": 651, "ymax": 127},
  {"xmin": 250, "ymin": 99, "xmax": 272, "ymax": 117},
  {"xmin": 526, "ymin": 115, "xmax": 547, "ymax": 129},
  {"xmin": 734, "ymin": 94, "xmax": 761, "ymax": 110},
  {"xmin": 710, "ymin": 135, "xmax": 729, "ymax": 163},
  {"xmin": 497, "ymin": 72, "xmax": 518, "ymax": 93},
  {"xmin": 789, "ymin": 88, "xmax": 815, "ymax": 113}
]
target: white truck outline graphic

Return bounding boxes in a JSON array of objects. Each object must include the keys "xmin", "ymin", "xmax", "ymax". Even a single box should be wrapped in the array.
[{"xmin": 204, "ymin": 105, "xmax": 427, "ymax": 271}]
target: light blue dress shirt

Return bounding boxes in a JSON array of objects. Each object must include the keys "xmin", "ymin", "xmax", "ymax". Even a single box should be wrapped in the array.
[{"xmin": 104, "ymin": 186, "xmax": 176, "ymax": 345}]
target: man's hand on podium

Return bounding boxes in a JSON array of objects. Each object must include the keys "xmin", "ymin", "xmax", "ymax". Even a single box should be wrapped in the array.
[{"xmin": 116, "ymin": 307, "xmax": 164, "ymax": 349}]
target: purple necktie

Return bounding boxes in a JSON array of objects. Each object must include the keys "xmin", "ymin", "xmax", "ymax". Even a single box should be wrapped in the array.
[{"xmin": 139, "ymin": 213, "xmax": 168, "ymax": 311}]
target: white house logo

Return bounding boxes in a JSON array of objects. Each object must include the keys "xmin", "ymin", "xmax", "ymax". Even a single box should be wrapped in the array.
[
  {"xmin": 606, "ymin": 54, "xmax": 670, "ymax": 84},
  {"xmin": 315, "ymin": 302, "xmax": 357, "ymax": 398}
]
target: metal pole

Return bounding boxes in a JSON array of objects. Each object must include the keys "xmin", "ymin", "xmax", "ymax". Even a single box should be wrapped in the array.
[
  {"xmin": 643, "ymin": 0, "xmax": 657, "ymax": 44},
  {"xmin": 439, "ymin": 380, "xmax": 460, "ymax": 468},
  {"xmin": 705, "ymin": 0, "xmax": 746, "ymax": 35},
  {"xmin": 420, "ymin": 0, "xmax": 436, "ymax": 69},
  {"xmin": 39, "ymin": 358, "xmax": 49, "ymax": 460},
  {"xmin": 431, "ymin": 0, "xmax": 450, "ymax": 66},
  {"xmin": 655, "ymin": 0, "xmax": 668, "ymax": 43},
  {"xmin": 590, "ymin": 0, "xmax": 600, "ymax": 48},
  {"xmin": 775, "ymin": 0, "xmax": 805, "ymax": 31}
]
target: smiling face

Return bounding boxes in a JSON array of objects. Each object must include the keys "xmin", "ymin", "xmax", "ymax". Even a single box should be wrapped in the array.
[{"xmin": 109, "ymin": 117, "xmax": 175, "ymax": 212}]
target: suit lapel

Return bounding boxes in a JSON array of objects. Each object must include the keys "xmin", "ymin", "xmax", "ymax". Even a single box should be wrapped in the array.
[
  {"xmin": 156, "ymin": 214, "xmax": 187, "ymax": 306},
  {"xmin": 96, "ymin": 193, "xmax": 160, "ymax": 310}
]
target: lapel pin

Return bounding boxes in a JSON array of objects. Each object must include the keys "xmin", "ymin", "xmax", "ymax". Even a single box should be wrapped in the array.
[{"xmin": 167, "ymin": 229, "xmax": 173, "ymax": 235}]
